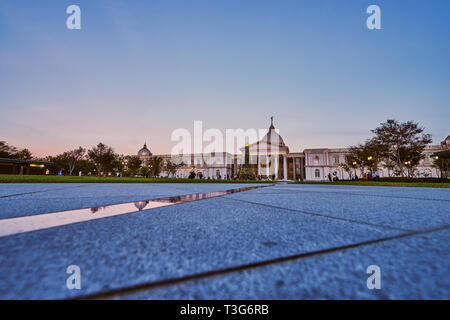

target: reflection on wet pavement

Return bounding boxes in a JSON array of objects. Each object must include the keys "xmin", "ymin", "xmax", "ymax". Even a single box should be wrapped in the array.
[{"xmin": 0, "ymin": 185, "xmax": 269, "ymax": 237}]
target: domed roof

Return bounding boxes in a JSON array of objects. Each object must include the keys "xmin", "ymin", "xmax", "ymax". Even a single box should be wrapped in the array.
[
  {"xmin": 260, "ymin": 117, "xmax": 285, "ymax": 147},
  {"xmin": 137, "ymin": 142, "xmax": 152, "ymax": 157}
]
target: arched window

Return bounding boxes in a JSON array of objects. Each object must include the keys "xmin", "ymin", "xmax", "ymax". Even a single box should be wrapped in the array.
[
  {"xmin": 314, "ymin": 156, "xmax": 320, "ymax": 165},
  {"xmin": 315, "ymin": 169, "xmax": 320, "ymax": 178}
]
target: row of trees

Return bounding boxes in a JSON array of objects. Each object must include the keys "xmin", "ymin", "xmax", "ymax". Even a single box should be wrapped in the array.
[
  {"xmin": 341, "ymin": 119, "xmax": 446, "ymax": 178},
  {"xmin": 47, "ymin": 143, "xmax": 184, "ymax": 177},
  {"xmin": 1, "ymin": 141, "xmax": 183, "ymax": 177},
  {"xmin": 0, "ymin": 141, "xmax": 33, "ymax": 160},
  {"xmin": 3, "ymin": 119, "xmax": 448, "ymax": 179}
]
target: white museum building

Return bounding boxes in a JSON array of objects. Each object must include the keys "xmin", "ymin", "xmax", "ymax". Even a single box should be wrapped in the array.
[{"xmin": 137, "ymin": 119, "xmax": 449, "ymax": 181}]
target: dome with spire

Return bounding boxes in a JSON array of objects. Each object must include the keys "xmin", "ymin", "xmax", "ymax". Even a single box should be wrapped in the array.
[
  {"xmin": 260, "ymin": 116, "xmax": 286, "ymax": 147},
  {"xmin": 137, "ymin": 142, "xmax": 152, "ymax": 157}
]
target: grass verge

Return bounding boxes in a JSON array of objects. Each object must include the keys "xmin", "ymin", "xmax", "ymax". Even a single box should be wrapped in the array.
[
  {"xmin": 0, "ymin": 175, "xmax": 270, "ymax": 184},
  {"xmin": 290, "ymin": 180, "xmax": 450, "ymax": 188}
]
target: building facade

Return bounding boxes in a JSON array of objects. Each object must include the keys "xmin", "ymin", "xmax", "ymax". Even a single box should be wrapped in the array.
[
  {"xmin": 0, "ymin": 158, "xmax": 52, "ymax": 175},
  {"xmin": 138, "ymin": 119, "xmax": 449, "ymax": 180},
  {"xmin": 153, "ymin": 152, "xmax": 233, "ymax": 179}
]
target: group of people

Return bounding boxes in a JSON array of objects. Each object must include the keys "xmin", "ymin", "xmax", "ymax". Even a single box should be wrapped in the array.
[
  {"xmin": 327, "ymin": 172, "xmax": 340, "ymax": 181},
  {"xmin": 362, "ymin": 171, "xmax": 380, "ymax": 181},
  {"xmin": 328, "ymin": 170, "xmax": 381, "ymax": 181},
  {"xmin": 349, "ymin": 171, "xmax": 380, "ymax": 181}
]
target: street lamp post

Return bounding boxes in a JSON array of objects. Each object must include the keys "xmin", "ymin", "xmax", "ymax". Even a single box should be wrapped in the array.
[{"xmin": 404, "ymin": 161, "xmax": 412, "ymax": 177}]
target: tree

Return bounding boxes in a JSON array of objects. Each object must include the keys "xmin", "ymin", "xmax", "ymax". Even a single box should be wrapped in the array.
[
  {"xmin": 0, "ymin": 141, "xmax": 35, "ymax": 161},
  {"xmin": 164, "ymin": 160, "xmax": 184, "ymax": 177},
  {"xmin": 139, "ymin": 166, "xmax": 150, "ymax": 177},
  {"xmin": 344, "ymin": 153, "xmax": 359, "ymax": 178},
  {"xmin": 0, "ymin": 141, "xmax": 17, "ymax": 158},
  {"xmin": 347, "ymin": 144, "xmax": 368, "ymax": 177},
  {"xmin": 63, "ymin": 147, "xmax": 86, "ymax": 175},
  {"xmin": 148, "ymin": 156, "xmax": 164, "ymax": 177},
  {"xmin": 108, "ymin": 154, "xmax": 124, "ymax": 175},
  {"xmin": 239, "ymin": 143, "xmax": 256, "ymax": 180},
  {"xmin": 362, "ymin": 139, "xmax": 387, "ymax": 173},
  {"xmin": 125, "ymin": 155, "xmax": 142, "ymax": 176},
  {"xmin": 382, "ymin": 157, "xmax": 396, "ymax": 177},
  {"xmin": 13, "ymin": 148, "xmax": 33, "ymax": 160},
  {"xmin": 346, "ymin": 139, "xmax": 386, "ymax": 177},
  {"xmin": 87, "ymin": 143, "xmax": 117, "ymax": 175},
  {"xmin": 340, "ymin": 162, "xmax": 354, "ymax": 179},
  {"xmin": 77, "ymin": 159, "xmax": 96, "ymax": 175},
  {"xmin": 432, "ymin": 157, "xmax": 450, "ymax": 180},
  {"xmin": 371, "ymin": 120, "xmax": 432, "ymax": 176},
  {"xmin": 46, "ymin": 154, "xmax": 69, "ymax": 175}
]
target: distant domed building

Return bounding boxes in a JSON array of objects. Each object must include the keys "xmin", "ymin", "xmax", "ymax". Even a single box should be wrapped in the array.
[{"xmin": 137, "ymin": 142, "xmax": 152, "ymax": 165}]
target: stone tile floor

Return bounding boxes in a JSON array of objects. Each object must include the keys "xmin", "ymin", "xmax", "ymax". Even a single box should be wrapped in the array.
[{"xmin": 0, "ymin": 183, "xmax": 448, "ymax": 299}]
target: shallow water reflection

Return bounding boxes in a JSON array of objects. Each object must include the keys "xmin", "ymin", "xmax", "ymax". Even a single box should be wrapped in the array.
[{"xmin": 0, "ymin": 185, "xmax": 269, "ymax": 237}]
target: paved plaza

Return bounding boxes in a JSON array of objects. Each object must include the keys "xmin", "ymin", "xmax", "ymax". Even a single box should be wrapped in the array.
[{"xmin": 0, "ymin": 183, "xmax": 448, "ymax": 299}]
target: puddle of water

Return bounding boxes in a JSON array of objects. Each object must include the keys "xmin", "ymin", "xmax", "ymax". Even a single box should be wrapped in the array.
[{"xmin": 0, "ymin": 185, "xmax": 269, "ymax": 237}]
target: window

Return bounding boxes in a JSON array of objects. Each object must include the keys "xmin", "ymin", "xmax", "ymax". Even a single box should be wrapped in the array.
[
  {"xmin": 314, "ymin": 155, "xmax": 320, "ymax": 165},
  {"xmin": 315, "ymin": 169, "xmax": 320, "ymax": 178},
  {"xmin": 334, "ymin": 156, "xmax": 339, "ymax": 164}
]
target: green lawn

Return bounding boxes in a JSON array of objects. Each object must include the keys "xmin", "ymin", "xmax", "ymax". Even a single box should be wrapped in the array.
[
  {"xmin": 1, "ymin": 175, "xmax": 448, "ymax": 187},
  {"xmin": 0, "ymin": 175, "xmax": 270, "ymax": 184},
  {"xmin": 290, "ymin": 180, "xmax": 450, "ymax": 188}
]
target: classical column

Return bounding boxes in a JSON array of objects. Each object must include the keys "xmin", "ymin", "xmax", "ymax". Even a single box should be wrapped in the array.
[
  {"xmin": 274, "ymin": 155, "xmax": 279, "ymax": 180},
  {"xmin": 300, "ymin": 157, "xmax": 304, "ymax": 181},
  {"xmin": 283, "ymin": 155, "xmax": 288, "ymax": 180},
  {"xmin": 293, "ymin": 158, "xmax": 296, "ymax": 180},
  {"xmin": 257, "ymin": 154, "xmax": 261, "ymax": 176},
  {"xmin": 266, "ymin": 156, "xmax": 270, "ymax": 177}
]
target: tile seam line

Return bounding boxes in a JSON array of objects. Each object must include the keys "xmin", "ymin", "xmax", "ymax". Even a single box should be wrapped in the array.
[
  {"xmin": 223, "ymin": 196, "xmax": 411, "ymax": 232},
  {"xmin": 0, "ymin": 184, "xmax": 90, "ymax": 199},
  {"xmin": 272, "ymin": 187, "xmax": 450, "ymax": 202},
  {"xmin": 71, "ymin": 224, "xmax": 450, "ymax": 300},
  {"xmin": 1, "ymin": 185, "xmax": 272, "ymax": 201}
]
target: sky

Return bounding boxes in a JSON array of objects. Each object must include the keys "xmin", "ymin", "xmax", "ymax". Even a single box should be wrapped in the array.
[{"xmin": 0, "ymin": 0, "xmax": 449, "ymax": 157}]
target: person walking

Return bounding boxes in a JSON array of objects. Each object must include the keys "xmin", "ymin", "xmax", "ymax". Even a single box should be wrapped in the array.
[{"xmin": 374, "ymin": 170, "xmax": 380, "ymax": 181}]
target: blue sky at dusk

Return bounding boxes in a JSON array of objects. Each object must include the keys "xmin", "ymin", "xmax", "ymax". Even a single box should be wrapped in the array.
[{"xmin": 0, "ymin": 0, "xmax": 449, "ymax": 157}]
